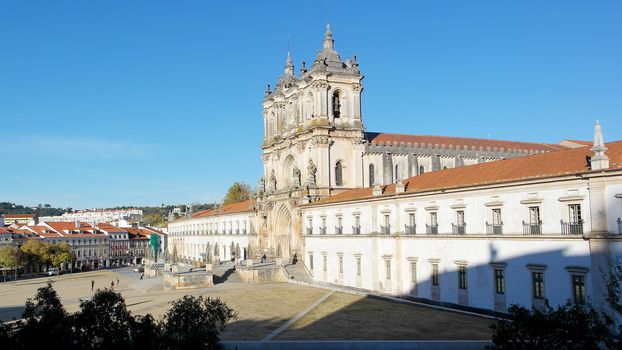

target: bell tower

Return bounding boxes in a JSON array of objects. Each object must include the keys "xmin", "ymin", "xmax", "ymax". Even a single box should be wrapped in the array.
[{"xmin": 256, "ymin": 24, "xmax": 366, "ymax": 259}]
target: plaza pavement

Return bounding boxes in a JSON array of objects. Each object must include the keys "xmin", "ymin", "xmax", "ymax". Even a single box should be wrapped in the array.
[{"xmin": 0, "ymin": 264, "xmax": 493, "ymax": 342}]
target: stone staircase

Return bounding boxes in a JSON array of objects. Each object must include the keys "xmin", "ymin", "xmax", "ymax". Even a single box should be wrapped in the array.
[{"xmin": 283, "ymin": 263, "xmax": 313, "ymax": 283}]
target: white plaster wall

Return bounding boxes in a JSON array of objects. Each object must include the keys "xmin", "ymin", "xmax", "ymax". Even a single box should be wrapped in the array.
[
  {"xmin": 168, "ymin": 212, "xmax": 256, "ymax": 261},
  {"xmin": 301, "ymin": 174, "xmax": 622, "ymax": 312},
  {"xmin": 606, "ymin": 180, "xmax": 622, "ymax": 234},
  {"xmin": 305, "ymin": 235, "xmax": 592, "ymax": 310}
]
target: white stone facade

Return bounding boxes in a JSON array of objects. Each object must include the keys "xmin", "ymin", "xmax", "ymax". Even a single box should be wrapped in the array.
[
  {"xmin": 302, "ymin": 170, "xmax": 622, "ymax": 312},
  {"xmin": 168, "ymin": 210, "xmax": 256, "ymax": 264},
  {"xmin": 169, "ymin": 25, "xmax": 622, "ymax": 316}
]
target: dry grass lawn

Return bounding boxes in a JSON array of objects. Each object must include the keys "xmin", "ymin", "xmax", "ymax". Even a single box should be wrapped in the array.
[
  {"xmin": 0, "ymin": 270, "xmax": 494, "ymax": 340},
  {"xmin": 276, "ymin": 292, "xmax": 493, "ymax": 340}
]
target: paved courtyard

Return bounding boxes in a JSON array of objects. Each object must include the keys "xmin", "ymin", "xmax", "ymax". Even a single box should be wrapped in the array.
[{"xmin": 0, "ymin": 266, "xmax": 493, "ymax": 340}]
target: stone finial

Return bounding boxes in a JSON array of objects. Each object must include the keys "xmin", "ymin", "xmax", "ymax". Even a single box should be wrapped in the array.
[
  {"xmin": 284, "ymin": 50, "xmax": 294, "ymax": 76},
  {"xmin": 395, "ymin": 181, "xmax": 405, "ymax": 194},
  {"xmin": 323, "ymin": 23, "xmax": 334, "ymax": 50},
  {"xmin": 591, "ymin": 119, "xmax": 609, "ymax": 170},
  {"xmin": 265, "ymin": 83, "xmax": 271, "ymax": 96},
  {"xmin": 373, "ymin": 184, "xmax": 383, "ymax": 196}
]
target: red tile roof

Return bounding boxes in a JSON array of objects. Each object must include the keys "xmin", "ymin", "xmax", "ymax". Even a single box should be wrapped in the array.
[
  {"xmin": 3, "ymin": 214, "xmax": 35, "ymax": 219},
  {"xmin": 563, "ymin": 140, "xmax": 592, "ymax": 146},
  {"xmin": 96, "ymin": 222, "xmax": 128, "ymax": 233},
  {"xmin": 187, "ymin": 200, "xmax": 255, "ymax": 219},
  {"xmin": 25, "ymin": 225, "xmax": 61, "ymax": 238},
  {"xmin": 41, "ymin": 222, "xmax": 107, "ymax": 238},
  {"xmin": 316, "ymin": 141, "xmax": 622, "ymax": 205},
  {"xmin": 365, "ymin": 132, "xmax": 567, "ymax": 153}
]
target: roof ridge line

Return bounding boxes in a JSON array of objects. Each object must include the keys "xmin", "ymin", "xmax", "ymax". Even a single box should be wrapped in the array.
[{"xmin": 366, "ymin": 131, "xmax": 561, "ymax": 146}]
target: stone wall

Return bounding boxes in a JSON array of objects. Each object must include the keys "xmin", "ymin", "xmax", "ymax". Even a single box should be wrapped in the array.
[
  {"xmin": 163, "ymin": 271, "xmax": 214, "ymax": 290},
  {"xmin": 237, "ymin": 266, "xmax": 288, "ymax": 283}
]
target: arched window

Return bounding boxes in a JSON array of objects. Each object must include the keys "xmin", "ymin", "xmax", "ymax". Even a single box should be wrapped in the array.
[
  {"xmin": 335, "ymin": 161, "xmax": 343, "ymax": 186},
  {"xmin": 332, "ymin": 91, "xmax": 341, "ymax": 119},
  {"xmin": 395, "ymin": 164, "xmax": 399, "ymax": 182},
  {"xmin": 419, "ymin": 165, "xmax": 425, "ymax": 174},
  {"xmin": 369, "ymin": 164, "xmax": 375, "ymax": 186}
]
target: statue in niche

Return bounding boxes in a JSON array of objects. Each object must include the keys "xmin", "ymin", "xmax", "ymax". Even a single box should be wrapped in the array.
[
  {"xmin": 292, "ymin": 166, "xmax": 301, "ymax": 187},
  {"xmin": 307, "ymin": 159, "xmax": 317, "ymax": 187},
  {"xmin": 258, "ymin": 176, "xmax": 265, "ymax": 195},
  {"xmin": 269, "ymin": 170, "xmax": 277, "ymax": 192}
]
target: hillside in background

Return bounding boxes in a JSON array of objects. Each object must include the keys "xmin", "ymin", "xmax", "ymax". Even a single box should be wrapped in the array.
[{"xmin": 0, "ymin": 202, "xmax": 67, "ymax": 217}]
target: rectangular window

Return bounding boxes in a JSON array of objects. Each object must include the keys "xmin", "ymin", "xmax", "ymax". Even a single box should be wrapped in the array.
[
  {"xmin": 458, "ymin": 266, "xmax": 467, "ymax": 289},
  {"xmin": 385, "ymin": 260, "xmax": 391, "ymax": 280},
  {"xmin": 456, "ymin": 211, "xmax": 465, "ymax": 226},
  {"xmin": 409, "ymin": 213, "xmax": 416, "ymax": 227},
  {"xmin": 321, "ymin": 217, "xmax": 326, "ymax": 228},
  {"xmin": 532, "ymin": 272, "xmax": 544, "ymax": 299},
  {"xmin": 569, "ymin": 204, "xmax": 582, "ymax": 224},
  {"xmin": 494, "ymin": 269, "xmax": 505, "ymax": 294},
  {"xmin": 354, "ymin": 215, "xmax": 361, "ymax": 234},
  {"xmin": 337, "ymin": 217, "xmax": 342, "ymax": 228},
  {"xmin": 338, "ymin": 256, "xmax": 343, "ymax": 274},
  {"xmin": 432, "ymin": 263, "xmax": 439, "ymax": 286},
  {"xmin": 572, "ymin": 274, "xmax": 586, "ymax": 304},
  {"xmin": 410, "ymin": 261, "xmax": 417, "ymax": 284},
  {"xmin": 430, "ymin": 212, "xmax": 438, "ymax": 226},
  {"xmin": 492, "ymin": 208, "xmax": 502, "ymax": 225},
  {"xmin": 309, "ymin": 254, "xmax": 314, "ymax": 270},
  {"xmin": 382, "ymin": 214, "xmax": 391, "ymax": 234},
  {"xmin": 529, "ymin": 206, "xmax": 541, "ymax": 224},
  {"xmin": 356, "ymin": 257, "xmax": 361, "ymax": 276},
  {"xmin": 323, "ymin": 255, "xmax": 327, "ymax": 272}
]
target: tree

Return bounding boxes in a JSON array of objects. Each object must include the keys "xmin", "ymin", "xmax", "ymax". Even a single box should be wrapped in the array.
[
  {"xmin": 74, "ymin": 288, "xmax": 135, "ymax": 348},
  {"xmin": 486, "ymin": 301, "xmax": 616, "ymax": 350},
  {"xmin": 47, "ymin": 242, "xmax": 73, "ymax": 270},
  {"xmin": 129, "ymin": 314, "xmax": 161, "ymax": 350},
  {"xmin": 604, "ymin": 256, "xmax": 622, "ymax": 316},
  {"xmin": 160, "ymin": 295, "xmax": 236, "ymax": 349},
  {"xmin": 143, "ymin": 213, "xmax": 166, "ymax": 227},
  {"xmin": 222, "ymin": 182, "xmax": 253, "ymax": 205},
  {"xmin": 1, "ymin": 283, "xmax": 238, "ymax": 350},
  {"xmin": 20, "ymin": 240, "xmax": 47, "ymax": 272},
  {"xmin": 0, "ymin": 245, "xmax": 23, "ymax": 281},
  {"xmin": 16, "ymin": 282, "xmax": 73, "ymax": 349}
]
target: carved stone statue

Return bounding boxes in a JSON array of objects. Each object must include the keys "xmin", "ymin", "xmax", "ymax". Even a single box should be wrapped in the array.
[
  {"xmin": 269, "ymin": 170, "xmax": 277, "ymax": 192},
  {"xmin": 307, "ymin": 159, "xmax": 317, "ymax": 187},
  {"xmin": 292, "ymin": 166, "xmax": 301, "ymax": 187},
  {"xmin": 258, "ymin": 176, "xmax": 265, "ymax": 194}
]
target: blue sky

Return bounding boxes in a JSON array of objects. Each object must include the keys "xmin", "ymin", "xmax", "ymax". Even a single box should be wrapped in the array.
[{"xmin": 1, "ymin": 1, "xmax": 620, "ymax": 209}]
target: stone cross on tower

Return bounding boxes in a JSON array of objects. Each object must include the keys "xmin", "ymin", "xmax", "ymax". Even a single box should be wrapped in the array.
[{"xmin": 591, "ymin": 120, "xmax": 609, "ymax": 170}]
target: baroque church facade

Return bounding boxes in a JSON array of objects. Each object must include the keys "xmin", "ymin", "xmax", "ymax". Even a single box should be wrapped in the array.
[
  {"xmin": 168, "ymin": 25, "xmax": 622, "ymax": 315},
  {"xmin": 253, "ymin": 24, "xmax": 577, "ymax": 260}
]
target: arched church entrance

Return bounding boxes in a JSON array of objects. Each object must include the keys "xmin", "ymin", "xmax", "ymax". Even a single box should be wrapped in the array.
[{"xmin": 273, "ymin": 204, "xmax": 292, "ymax": 258}]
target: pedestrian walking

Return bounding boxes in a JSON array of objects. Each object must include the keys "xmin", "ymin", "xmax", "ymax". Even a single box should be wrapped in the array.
[
  {"xmin": 116, "ymin": 277, "xmax": 119, "ymax": 287},
  {"xmin": 91, "ymin": 280, "xmax": 94, "ymax": 291},
  {"xmin": 111, "ymin": 281, "xmax": 115, "ymax": 289},
  {"xmin": 140, "ymin": 273, "xmax": 144, "ymax": 280}
]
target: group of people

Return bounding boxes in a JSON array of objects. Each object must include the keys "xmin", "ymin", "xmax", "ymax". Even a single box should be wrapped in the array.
[{"xmin": 91, "ymin": 277, "xmax": 120, "ymax": 291}]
